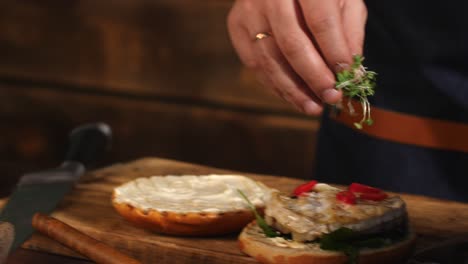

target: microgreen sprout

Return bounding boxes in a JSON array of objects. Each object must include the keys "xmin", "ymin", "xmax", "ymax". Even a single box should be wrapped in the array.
[{"xmin": 335, "ymin": 55, "xmax": 376, "ymax": 129}]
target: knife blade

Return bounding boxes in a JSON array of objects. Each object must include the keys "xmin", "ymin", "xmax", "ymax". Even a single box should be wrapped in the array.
[{"xmin": 0, "ymin": 122, "xmax": 112, "ymax": 261}]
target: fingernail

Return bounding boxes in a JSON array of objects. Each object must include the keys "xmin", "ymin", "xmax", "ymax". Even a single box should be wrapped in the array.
[
  {"xmin": 335, "ymin": 62, "xmax": 350, "ymax": 73},
  {"xmin": 321, "ymin": 89, "xmax": 341, "ymax": 104},
  {"xmin": 303, "ymin": 101, "xmax": 322, "ymax": 116}
]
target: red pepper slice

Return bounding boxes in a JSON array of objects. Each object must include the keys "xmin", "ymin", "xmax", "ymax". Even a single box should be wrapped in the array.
[
  {"xmin": 293, "ymin": 180, "xmax": 318, "ymax": 196},
  {"xmin": 349, "ymin": 183, "xmax": 382, "ymax": 194},
  {"xmin": 359, "ymin": 192, "xmax": 388, "ymax": 201},
  {"xmin": 336, "ymin": 191, "xmax": 356, "ymax": 205}
]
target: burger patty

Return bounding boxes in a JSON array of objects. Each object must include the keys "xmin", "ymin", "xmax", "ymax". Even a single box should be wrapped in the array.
[{"xmin": 264, "ymin": 185, "xmax": 407, "ymax": 242}]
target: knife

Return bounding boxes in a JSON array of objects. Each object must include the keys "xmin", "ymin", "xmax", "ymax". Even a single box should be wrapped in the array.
[{"xmin": 0, "ymin": 123, "xmax": 112, "ymax": 262}]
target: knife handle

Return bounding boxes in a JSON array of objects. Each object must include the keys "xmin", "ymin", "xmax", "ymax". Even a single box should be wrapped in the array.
[
  {"xmin": 65, "ymin": 123, "xmax": 112, "ymax": 169},
  {"xmin": 0, "ymin": 221, "xmax": 14, "ymax": 263},
  {"xmin": 32, "ymin": 213, "xmax": 141, "ymax": 264}
]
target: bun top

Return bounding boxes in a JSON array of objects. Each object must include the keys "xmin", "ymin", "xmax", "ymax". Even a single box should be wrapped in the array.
[{"xmin": 114, "ymin": 175, "xmax": 269, "ymax": 213}]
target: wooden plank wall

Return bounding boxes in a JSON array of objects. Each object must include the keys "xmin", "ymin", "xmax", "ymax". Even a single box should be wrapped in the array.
[{"xmin": 0, "ymin": 0, "xmax": 319, "ymax": 195}]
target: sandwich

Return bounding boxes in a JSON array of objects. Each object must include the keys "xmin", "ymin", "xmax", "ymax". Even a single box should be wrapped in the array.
[
  {"xmin": 112, "ymin": 174, "xmax": 270, "ymax": 236},
  {"xmin": 238, "ymin": 181, "xmax": 416, "ymax": 264}
]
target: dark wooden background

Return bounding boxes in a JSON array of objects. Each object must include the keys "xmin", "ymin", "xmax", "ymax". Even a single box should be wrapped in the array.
[{"xmin": 0, "ymin": 0, "xmax": 320, "ymax": 198}]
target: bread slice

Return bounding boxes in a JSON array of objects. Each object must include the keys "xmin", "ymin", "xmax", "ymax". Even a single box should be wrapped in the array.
[
  {"xmin": 112, "ymin": 198, "xmax": 259, "ymax": 236},
  {"xmin": 238, "ymin": 222, "xmax": 416, "ymax": 264},
  {"xmin": 112, "ymin": 175, "xmax": 269, "ymax": 236}
]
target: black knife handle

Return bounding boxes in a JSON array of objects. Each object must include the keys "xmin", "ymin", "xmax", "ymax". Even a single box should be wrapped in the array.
[{"xmin": 65, "ymin": 123, "xmax": 112, "ymax": 169}]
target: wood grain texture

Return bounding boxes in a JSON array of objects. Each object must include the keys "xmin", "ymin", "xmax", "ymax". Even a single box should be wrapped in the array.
[
  {"xmin": 6, "ymin": 248, "xmax": 92, "ymax": 264},
  {"xmin": 0, "ymin": 0, "xmax": 322, "ymax": 186},
  {"xmin": 1, "ymin": 158, "xmax": 467, "ymax": 264},
  {"xmin": 0, "ymin": 85, "xmax": 319, "ymax": 179},
  {"xmin": 0, "ymin": 0, "xmax": 292, "ymax": 113},
  {"xmin": 32, "ymin": 213, "xmax": 141, "ymax": 264}
]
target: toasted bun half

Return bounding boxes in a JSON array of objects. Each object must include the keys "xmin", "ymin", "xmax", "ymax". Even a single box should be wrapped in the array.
[
  {"xmin": 112, "ymin": 198, "xmax": 258, "ymax": 236},
  {"xmin": 239, "ymin": 222, "xmax": 417, "ymax": 264},
  {"xmin": 112, "ymin": 175, "xmax": 270, "ymax": 236}
]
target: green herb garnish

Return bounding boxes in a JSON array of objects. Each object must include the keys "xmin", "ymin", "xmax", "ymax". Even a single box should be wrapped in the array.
[
  {"xmin": 319, "ymin": 227, "xmax": 399, "ymax": 264},
  {"xmin": 320, "ymin": 228, "xmax": 358, "ymax": 264},
  {"xmin": 335, "ymin": 55, "xmax": 377, "ymax": 129},
  {"xmin": 237, "ymin": 189, "xmax": 278, "ymax": 238}
]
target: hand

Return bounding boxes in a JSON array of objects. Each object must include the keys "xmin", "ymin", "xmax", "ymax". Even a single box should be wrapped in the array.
[{"xmin": 227, "ymin": 0, "xmax": 368, "ymax": 115}]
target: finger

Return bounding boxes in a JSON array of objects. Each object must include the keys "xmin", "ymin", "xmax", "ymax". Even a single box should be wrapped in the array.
[
  {"xmin": 227, "ymin": 2, "xmax": 258, "ymax": 68},
  {"xmin": 258, "ymin": 71, "xmax": 321, "ymax": 114},
  {"xmin": 228, "ymin": 1, "xmax": 324, "ymax": 114},
  {"xmin": 252, "ymin": 63, "xmax": 310, "ymax": 112},
  {"xmin": 266, "ymin": 0, "xmax": 342, "ymax": 104},
  {"xmin": 342, "ymin": 0, "xmax": 368, "ymax": 55},
  {"xmin": 298, "ymin": 0, "xmax": 353, "ymax": 69},
  {"xmin": 246, "ymin": 25, "xmax": 324, "ymax": 114},
  {"xmin": 255, "ymin": 37, "xmax": 323, "ymax": 115}
]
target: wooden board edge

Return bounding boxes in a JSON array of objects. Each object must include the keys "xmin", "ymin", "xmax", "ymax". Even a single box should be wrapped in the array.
[
  {"xmin": 21, "ymin": 233, "xmax": 87, "ymax": 260},
  {"xmin": 22, "ymin": 221, "xmax": 257, "ymax": 264},
  {"xmin": 79, "ymin": 227, "xmax": 258, "ymax": 264}
]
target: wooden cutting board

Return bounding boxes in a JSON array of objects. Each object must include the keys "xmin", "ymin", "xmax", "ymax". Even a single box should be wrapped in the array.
[{"xmin": 2, "ymin": 158, "xmax": 468, "ymax": 263}]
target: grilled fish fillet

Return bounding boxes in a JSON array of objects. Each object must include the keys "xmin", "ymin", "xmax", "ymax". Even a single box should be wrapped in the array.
[{"xmin": 264, "ymin": 184, "xmax": 406, "ymax": 242}]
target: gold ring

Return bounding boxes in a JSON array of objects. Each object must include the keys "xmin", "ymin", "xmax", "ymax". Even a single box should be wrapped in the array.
[{"xmin": 255, "ymin": 32, "xmax": 271, "ymax": 41}]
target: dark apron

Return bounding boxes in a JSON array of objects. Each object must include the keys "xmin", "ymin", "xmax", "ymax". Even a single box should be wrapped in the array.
[{"xmin": 314, "ymin": 1, "xmax": 468, "ymax": 202}]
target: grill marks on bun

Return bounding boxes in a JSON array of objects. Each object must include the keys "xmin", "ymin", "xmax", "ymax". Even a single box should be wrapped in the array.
[
  {"xmin": 112, "ymin": 199, "xmax": 259, "ymax": 236},
  {"xmin": 112, "ymin": 175, "xmax": 270, "ymax": 236}
]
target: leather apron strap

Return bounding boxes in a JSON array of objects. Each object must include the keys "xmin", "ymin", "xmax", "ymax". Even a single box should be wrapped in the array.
[{"xmin": 332, "ymin": 100, "xmax": 468, "ymax": 153}]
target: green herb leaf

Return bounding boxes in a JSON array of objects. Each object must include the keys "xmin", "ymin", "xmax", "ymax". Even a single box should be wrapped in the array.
[
  {"xmin": 320, "ymin": 227, "xmax": 355, "ymax": 249},
  {"xmin": 335, "ymin": 55, "xmax": 377, "ymax": 129},
  {"xmin": 318, "ymin": 225, "xmax": 410, "ymax": 264},
  {"xmin": 237, "ymin": 189, "xmax": 278, "ymax": 238},
  {"xmin": 319, "ymin": 228, "xmax": 358, "ymax": 264}
]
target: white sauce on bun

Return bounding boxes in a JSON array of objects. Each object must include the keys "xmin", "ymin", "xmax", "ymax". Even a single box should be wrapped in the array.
[{"xmin": 114, "ymin": 175, "xmax": 269, "ymax": 213}]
